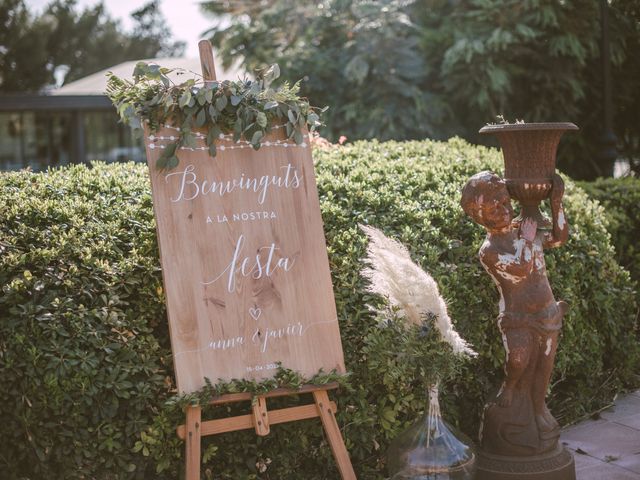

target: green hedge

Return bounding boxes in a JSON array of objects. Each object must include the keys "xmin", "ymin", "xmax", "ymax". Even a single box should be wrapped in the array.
[
  {"xmin": 578, "ymin": 176, "xmax": 640, "ymax": 289},
  {"xmin": 1, "ymin": 139, "xmax": 638, "ymax": 479}
]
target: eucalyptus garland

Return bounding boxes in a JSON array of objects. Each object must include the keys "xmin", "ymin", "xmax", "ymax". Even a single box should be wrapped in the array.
[
  {"xmin": 106, "ymin": 62, "xmax": 324, "ymax": 170},
  {"xmin": 166, "ymin": 365, "xmax": 350, "ymax": 408}
]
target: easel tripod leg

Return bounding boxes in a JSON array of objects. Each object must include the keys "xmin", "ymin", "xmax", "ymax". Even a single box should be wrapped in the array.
[
  {"xmin": 185, "ymin": 405, "xmax": 202, "ymax": 480},
  {"xmin": 313, "ymin": 390, "xmax": 357, "ymax": 480}
]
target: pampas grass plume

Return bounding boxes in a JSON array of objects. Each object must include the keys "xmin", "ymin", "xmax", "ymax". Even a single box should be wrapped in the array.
[{"xmin": 360, "ymin": 225, "xmax": 476, "ymax": 357}]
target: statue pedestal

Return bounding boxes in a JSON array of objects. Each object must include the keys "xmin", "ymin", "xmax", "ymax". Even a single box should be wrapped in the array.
[{"xmin": 476, "ymin": 445, "xmax": 576, "ymax": 480}]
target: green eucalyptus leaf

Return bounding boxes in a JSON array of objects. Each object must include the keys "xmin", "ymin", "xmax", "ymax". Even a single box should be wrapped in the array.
[
  {"xmin": 156, "ymin": 143, "xmax": 176, "ymax": 169},
  {"xmin": 271, "ymin": 64, "xmax": 280, "ymax": 81},
  {"xmin": 184, "ymin": 133, "xmax": 198, "ymax": 148},
  {"xmin": 132, "ymin": 61, "xmax": 149, "ymax": 78},
  {"xmin": 195, "ymin": 108, "xmax": 207, "ymax": 128},
  {"xmin": 129, "ymin": 116, "xmax": 141, "ymax": 131},
  {"xmin": 250, "ymin": 82, "xmax": 261, "ymax": 95},
  {"xmin": 206, "ymin": 126, "xmax": 220, "ymax": 145},
  {"xmin": 308, "ymin": 112, "xmax": 320, "ymax": 125},
  {"xmin": 179, "ymin": 90, "xmax": 191, "ymax": 108},
  {"xmin": 155, "ymin": 155, "xmax": 168, "ymax": 170},
  {"xmin": 166, "ymin": 155, "xmax": 179, "ymax": 170},
  {"xmin": 256, "ymin": 112, "xmax": 268, "ymax": 128},
  {"xmin": 230, "ymin": 95, "xmax": 242, "ymax": 106},
  {"xmin": 122, "ymin": 105, "xmax": 136, "ymax": 123},
  {"xmin": 146, "ymin": 63, "xmax": 162, "ymax": 80},
  {"xmin": 233, "ymin": 121, "xmax": 242, "ymax": 142},
  {"xmin": 264, "ymin": 100, "xmax": 278, "ymax": 110},
  {"xmin": 236, "ymin": 105, "xmax": 246, "ymax": 122},
  {"xmin": 196, "ymin": 89, "xmax": 207, "ymax": 106},
  {"xmin": 251, "ymin": 130, "xmax": 263, "ymax": 146},
  {"xmin": 261, "ymin": 64, "xmax": 280, "ymax": 87},
  {"xmin": 213, "ymin": 126, "xmax": 222, "ymax": 140},
  {"xmin": 164, "ymin": 142, "xmax": 178, "ymax": 157},
  {"xmin": 215, "ymin": 95, "xmax": 228, "ymax": 111}
]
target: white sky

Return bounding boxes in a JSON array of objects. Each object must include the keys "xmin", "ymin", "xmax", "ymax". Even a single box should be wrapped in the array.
[{"xmin": 25, "ymin": 0, "xmax": 215, "ymax": 58}]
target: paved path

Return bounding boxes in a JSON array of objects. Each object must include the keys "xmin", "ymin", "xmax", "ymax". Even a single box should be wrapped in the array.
[{"xmin": 561, "ymin": 390, "xmax": 640, "ymax": 479}]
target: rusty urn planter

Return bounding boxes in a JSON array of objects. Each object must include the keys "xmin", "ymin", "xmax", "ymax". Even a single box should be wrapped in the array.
[{"xmin": 479, "ymin": 122, "xmax": 578, "ymax": 228}]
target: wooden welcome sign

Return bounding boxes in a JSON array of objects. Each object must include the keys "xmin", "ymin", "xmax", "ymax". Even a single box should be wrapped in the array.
[
  {"xmin": 144, "ymin": 117, "xmax": 346, "ymax": 394},
  {"xmin": 144, "ymin": 67, "xmax": 345, "ymax": 394},
  {"xmin": 143, "ymin": 41, "xmax": 355, "ymax": 479}
]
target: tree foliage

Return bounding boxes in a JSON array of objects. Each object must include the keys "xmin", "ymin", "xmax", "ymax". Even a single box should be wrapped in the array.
[
  {"xmin": 0, "ymin": 0, "xmax": 185, "ymax": 93},
  {"xmin": 201, "ymin": 0, "xmax": 640, "ymax": 179},
  {"xmin": 610, "ymin": 0, "xmax": 640, "ymax": 175},
  {"xmin": 203, "ymin": 0, "xmax": 443, "ymax": 142}
]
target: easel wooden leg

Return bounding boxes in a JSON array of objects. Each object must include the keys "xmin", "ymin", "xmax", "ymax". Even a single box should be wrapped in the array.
[
  {"xmin": 251, "ymin": 395, "xmax": 271, "ymax": 436},
  {"xmin": 313, "ymin": 390, "xmax": 357, "ymax": 480},
  {"xmin": 177, "ymin": 385, "xmax": 356, "ymax": 479},
  {"xmin": 185, "ymin": 405, "xmax": 202, "ymax": 480}
]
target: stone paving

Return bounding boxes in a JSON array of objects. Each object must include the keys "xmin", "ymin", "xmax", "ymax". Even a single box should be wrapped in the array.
[{"xmin": 561, "ymin": 390, "xmax": 640, "ymax": 479}]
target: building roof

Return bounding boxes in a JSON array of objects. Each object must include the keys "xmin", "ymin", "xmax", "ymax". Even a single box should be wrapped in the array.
[{"xmin": 52, "ymin": 56, "xmax": 245, "ymax": 96}]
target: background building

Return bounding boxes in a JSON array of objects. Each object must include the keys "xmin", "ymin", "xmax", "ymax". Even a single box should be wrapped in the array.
[{"xmin": 0, "ymin": 57, "xmax": 242, "ymax": 171}]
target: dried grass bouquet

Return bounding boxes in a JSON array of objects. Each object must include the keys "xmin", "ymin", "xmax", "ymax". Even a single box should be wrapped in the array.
[{"xmin": 360, "ymin": 225, "xmax": 476, "ymax": 391}]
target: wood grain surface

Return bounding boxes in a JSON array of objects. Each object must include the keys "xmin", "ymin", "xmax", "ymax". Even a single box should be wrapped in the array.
[{"xmin": 144, "ymin": 125, "xmax": 346, "ymax": 393}]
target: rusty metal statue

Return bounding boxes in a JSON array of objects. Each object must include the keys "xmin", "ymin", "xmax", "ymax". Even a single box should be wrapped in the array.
[{"xmin": 461, "ymin": 123, "xmax": 578, "ymax": 480}]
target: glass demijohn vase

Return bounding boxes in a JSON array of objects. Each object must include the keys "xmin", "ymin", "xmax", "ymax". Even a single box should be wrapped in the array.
[{"xmin": 387, "ymin": 385, "xmax": 476, "ymax": 479}]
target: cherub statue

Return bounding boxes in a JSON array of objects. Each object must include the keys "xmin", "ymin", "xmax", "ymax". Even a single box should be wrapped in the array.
[{"xmin": 461, "ymin": 171, "xmax": 568, "ymax": 456}]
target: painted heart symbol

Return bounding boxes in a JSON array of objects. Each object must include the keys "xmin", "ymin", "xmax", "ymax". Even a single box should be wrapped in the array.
[{"xmin": 249, "ymin": 307, "xmax": 262, "ymax": 321}]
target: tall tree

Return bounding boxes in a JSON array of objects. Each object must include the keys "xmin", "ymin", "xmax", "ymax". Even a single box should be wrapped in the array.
[
  {"xmin": 610, "ymin": 0, "xmax": 640, "ymax": 175},
  {"xmin": 202, "ymin": 0, "xmax": 448, "ymax": 142},
  {"xmin": 0, "ymin": 0, "xmax": 185, "ymax": 92},
  {"xmin": 202, "ymin": 0, "xmax": 640, "ymax": 179},
  {"xmin": 0, "ymin": 0, "xmax": 52, "ymax": 91}
]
